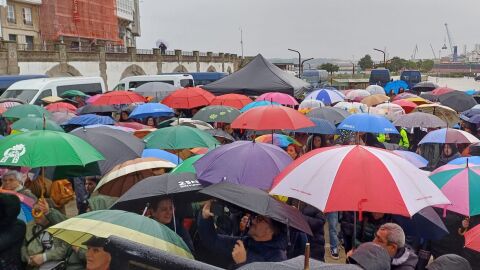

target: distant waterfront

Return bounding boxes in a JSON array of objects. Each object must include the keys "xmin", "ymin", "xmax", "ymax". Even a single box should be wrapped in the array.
[{"xmin": 427, "ymin": 76, "xmax": 480, "ymax": 91}]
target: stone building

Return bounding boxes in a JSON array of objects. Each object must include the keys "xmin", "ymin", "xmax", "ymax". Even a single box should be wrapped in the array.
[{"xmin": 0, "ymin": 0, "xmax": 42, "ymax": 48}]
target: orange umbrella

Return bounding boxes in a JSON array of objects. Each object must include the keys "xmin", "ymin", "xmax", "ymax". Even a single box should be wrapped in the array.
[
  {"xmin": 360, "ymin": 94, "xmax": 390, "ymax": 107},
  {"xmin": 210, "ymin": 94, "xmax": 253, "ymax": 109},
  {"xmin": 133, "ymin": 128, "xmax": 156, "ymax": 139},
  {"xmin": 162, "ymin": 87, "xmax": 214, "ymax": 109}
]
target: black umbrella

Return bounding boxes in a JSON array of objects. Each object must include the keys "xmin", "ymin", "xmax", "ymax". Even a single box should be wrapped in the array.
[
  {"xmin": 77, "ymin": 104, "xmax": 118, "ymax": 115},
  {"xmin": 70, "ymin": 126, "xmax": 145, "ymax": 175},
  {"xmin": 392, "ymin": 207, "xmax": 449, "ymax": 241},
  {"xmin": 393, "ymin": 112, "xmax": 447, "ymax": 129},
  {"xmin": 110, "ymin": 173, "xmax": 204, "ymax": 213},
  {"xmin": 438, "ymin": 91, "xmax": 477, "ymax": 112},
  {"xmin": 199, "ymin": 182, "xmax": 313, "ymax": 235},
  {"xmin": 238, "ymin": 255, "xmax": 355, "ymax": 270},
  {"xmin": 205, "ymin": 128, "xmax": 235, "ymax": 142},
  {"xmin": 419, "ymin": 92, "xmax": 439, "ymax": 102},
  {"xmin": 412, "ymin": 81, "xmax": 439, "ymax": 93},
  {"xmin": 306, "ymin": 107, "xmax": 350, "ymax": 125}
]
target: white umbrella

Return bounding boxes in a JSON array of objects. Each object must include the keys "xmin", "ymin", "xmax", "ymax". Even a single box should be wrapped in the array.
[{"xmin": 366, "ymin": 85, "xmax": 386, "ymax": 95}]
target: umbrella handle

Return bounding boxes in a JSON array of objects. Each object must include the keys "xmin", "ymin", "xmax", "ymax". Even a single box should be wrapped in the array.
[
  {"xmin": 31, "ymin": 167, "xmax": 46, "ymax": 218},
  {"xmin": 304, "ymin": 243, "xmax": 310, "ymax": 270}
]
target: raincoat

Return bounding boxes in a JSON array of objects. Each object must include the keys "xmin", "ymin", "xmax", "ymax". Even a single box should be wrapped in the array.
[{"xmin": 0, "ymin": 193, "xmax": 26, "ymax": 270}]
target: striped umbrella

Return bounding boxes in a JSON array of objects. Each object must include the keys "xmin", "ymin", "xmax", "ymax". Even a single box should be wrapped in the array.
[
  {"xmin": 346, "ymin": 89, "xmax": 371, "ymax": 102},
  {"xmin": 47, "ymin": 210, "xmax": 193, "ymax": 258},
  {"xmin": 305, "ymin": 89, "xmax": 345, "ymax": 105},
  {"xmin": 255, "ymin": 134, "xmax": 301, "ymax": 148},
  {"xmin": 419, "ymin": 128, "xmax": 480, "ymax": 145},
  {"xmin": 270, "ymin": 145, "xmax": 450, "ymax": 217}
]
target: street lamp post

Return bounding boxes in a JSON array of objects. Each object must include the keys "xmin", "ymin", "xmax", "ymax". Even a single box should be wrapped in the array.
[
  {"xmin": 301, "ymin": 57, "xmax": 314, "ymax": 74},
  {"xmin": 288, "ymin": 48, "xmax": 301, "ymax": 78},
  {"xmin": 373, "ymin": 48, "xmax": 386, "ymax": 67}
]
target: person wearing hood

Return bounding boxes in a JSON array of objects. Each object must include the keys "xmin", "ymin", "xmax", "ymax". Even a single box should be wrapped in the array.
[
  {"xmin": 435, "ymin": 144, "xmax": 461, "ymax": 168},
  {"xmin": 426, "ymin": 254, "xmax": 472, "ymax": 270},
  {"xmin": 1, "ymin": 169, "xmax": 37, "ymax": 201},
  {"xmin": 197, "ymin": 200, "xmax": 287, "ymax": 268},
  {"xmin": 0, "ymin": 193, "xmax": 26, "ymax": 270},
  {"xmin": 373, "ymin": 223, "xmax": 418, "ymax": 270}
]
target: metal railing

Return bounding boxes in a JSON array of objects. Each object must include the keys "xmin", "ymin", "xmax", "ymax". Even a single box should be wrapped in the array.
[
  {"xmin": 199, "ymin": 52, "xmax": 208, "ymax": 57},
  {"xmin": 163, "ymin": 50, "xmax": 175, "ymax": 56},
  {"xmin": 105, "ymin": 45, "xmax": 127, "ymax": 53},
  {"xmin": 136, "ymin": 49, "xmax": 153, "ymax": 55},
  {"xmin": 182, "ymin": 51, "xmax": 194, "ymax": 56},
  {"xmin": 17, "ymin": 43, "xmax": 57, "ymax": 51}
]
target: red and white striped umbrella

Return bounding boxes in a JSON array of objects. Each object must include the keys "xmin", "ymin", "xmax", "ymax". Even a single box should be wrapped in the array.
[{"xmin": 270, "ymin": 145, "xmax": 450, "ymax": 217}]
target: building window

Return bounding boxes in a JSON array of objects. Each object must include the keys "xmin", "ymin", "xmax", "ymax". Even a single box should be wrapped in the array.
[
  {"xmin": 9, "ymin": 34, "xmax": 17, "ymax": 42},
  {"xmin": 7, "ymin": 4, "xmax": 16, "ymax": 24},
  {"xmin": 26, "ymin": 36, "xmax": 34, "ymax": 50},
  {"xmin": 23, "ymin": 7, "xmax": 32, "ymax": 25}
]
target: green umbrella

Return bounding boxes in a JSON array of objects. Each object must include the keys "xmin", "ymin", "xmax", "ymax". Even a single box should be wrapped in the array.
[
  {"xmin": 11, "ymin": 117, "xmax": 64, "ymax": 132},
  {"xmin": 48, "ymin": 210, "xmax": 193, "ymax": 258},
  {"xmin": 144, "ymin": 126, "xmax": 219, "ymax": 150},
  {"xmin": 192, "ymin": 105, "xmax": 241, "ymax": 123},
  {"xmin": 3, "ymin": 104, "xmax": 52, "ymax": 119},
  {"xmin": 60, "ymin": 90, "xmax": 89, "ymax": 98},
  {"xmin": 0, "ymin": 130, "xmax": 104, "ymax": 167},
  {"xmin": 171, "ymin": 154, "xmax": 204, "ymax": 174}
]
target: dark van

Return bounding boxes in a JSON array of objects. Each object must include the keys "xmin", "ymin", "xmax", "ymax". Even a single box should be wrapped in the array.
[
  {"xmin": 369, "ymin": 69, "xmax": 391, "ymax": 87},
  {"xmin": 400, "ymin": 70, "xmax": 421, "ymax": 89}
]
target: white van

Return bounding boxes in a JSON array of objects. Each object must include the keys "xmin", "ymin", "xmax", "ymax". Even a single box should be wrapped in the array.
[
  {"xmin": 113, "ymin": 74, "xmax": 194, "ymax": 90},
  {"xmin": 1, "ymin": 77, "xmax": 106, "ymax": 105}
]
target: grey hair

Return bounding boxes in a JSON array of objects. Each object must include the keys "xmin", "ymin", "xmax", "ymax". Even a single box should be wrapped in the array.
[
  {"xmin": 379, "ymin": 223, "xmax": 405, "ymax": 248},
  {"xmin": 2, "ymin": 170, "xmax": 22, "ymax": 182}
]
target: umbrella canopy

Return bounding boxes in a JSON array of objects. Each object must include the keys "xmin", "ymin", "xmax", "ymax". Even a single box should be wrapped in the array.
[
  {"xmin": 232, "ymin": 106, "xmax": 315, "ymax": 131},
  {"xmin": 60, "ymin": 90, "xmax": 89, "ymax": 98},
  {"xmin": 393, "ymin": 112, "xmax": 447, "ymax": 129},
  {"xmin": 110, "ymin": 173, "xmax": 202, "ymax": 212},
  {"xmin": 298, "ymin": 99, "xmax": 324, "ymax": 111},
  {"xmin": 3, "ymin": 104, "xmax": 52, "ymax": 119},
  {"xmin": 133, "ymin": 82, "xmax": 180, "ymax": 102},
  {"xmin": 438, "ymin": 91, "xmax": 477, "ymax": 112},
  {"xmin": 392, "ymin": 207, "xmax": 449, "ymax": 241},
  {"xmin": 76, "ymin": 104, "xmax": 117, "ymax": 115},
  {"xmin": 240, "ymin": 100, "xmax": 281, "ymax": 113},
  {"xmin": 256, "ymin": 92, "xmax": 298, "ymax": 106},
  {"xmin": 366, "ymin": 85, "xmax": 385, "ymax": 95},
  {"xmin": 0, "ymin": 189, "xmax": 35, "ymax": 223},
  {"xmin": 360, "ymin": 94, "xmax": 390, "ymax": 107},
  {"xmin": 346, "ymin": 89, "xmax": 370, "ymax": 102},
  {"xmin": 70, "ymin": 126, "xmax": 144, "ymax": 175},
  {"xmin": 237, "ymin": 256, "xmax": 336, "ymax": 270},
  {"xmin": 210, "ymin": 94, "xmax": 253, "ymax": 109},
  {"xmin": 465, "ymin": 224, "xmax": 480, "ymax": 252},
  {"xmin": 116, "ymin": 121, "xmax": 150, "ymax": 130},
  {"xmin": 418, "ymin": 93, "xmax": 438, "ymax": 103},
  {"xmin": 448, "ymin": 156, "xmax": 480, "ymax": 166},
  {"xmin": 200, "ymin": 182, "xmax": 312, "ymax": 235},
  {"xmin": 171, "ymin": 154, "xmax": 203, "ymax": 174},
  {"xmin": 270, "ymin": 145, "xmax": 450, "ymax": 217},
  {"xmin": 413, "ymin": 104, "xmax": 459, "ymax": 127},
  {"xmin": 412, "ymin": 81, "xmax": 439, "ymax": 92},
  {"xmin": 432, "ymin": 87, "xmax": 456, "ymax": 96},
  {"xmin": 338, "ymin": 113, "xmax": 399, "ymax": 134},
  {"xmin": 47, "ymin": 210, "xmax": 193, "ymax": 258},
  {"xmin": 194, "ymin": 141, "xmax": 293, "ymax": 190},
  {"xmin": 392, "ymin": 99, "xmax": 418, "ymax": 113},
  {"xmin": 384, "ymin": 80, "xmax": 409, "ymax": 95},
  {"xmin": 142, "ymin": 149, "xmax": 183, "ymax": 165},
  {"xmin": 169, "ymin": 118, "xmax": 214, "ymax": 131},
  {"xmin": 41, "ymin": 96, "xmax": 64, "ymax": 104},
  {"xmin": 45, "ymin": 102, "xmax": 77, "ymax": 113},
  {"xmin": 144, "ymin": 126, "xmax": 219, "ymax": 150},
  {"xmin": 91, "ymin": 91, "xmax": 145, "ymax": 105},
  {"xmin": 333, "ymin": 102, "xmax": 368, "ymax": 114},
  {"xmin": 430, "ymin": 164, "xmax": 480, "ymax": 216},
  {"xmin": 192, "ymin": 105, "xmax": 241, "ymax": 123},
  {"xmin": 51, "ymin": 112, "xmax": 77, "ymax": 124},
  {"xmin": 293, "ymin": 118, "xmax": 337, "ymax": 135},
  {"xmin": 95, "ymin": 157, "xmax": 176, "ymax": 197},
  {"xmin": 418, "ymin": 128, "xmax": 480, "ymax": 144},
  {"xmin": 0, "ymin": 130, "xmax": 104, "ymax": 167},
  {"xmin": 255, "ymin": 134, "xmax": 301, "ymax": 148},
  {"xmin": 205, "ymin": 128, "xmax": 235, "ymax": 142},
  {"xmin": 305, "ymin": 89, "xmax": 345, "ymax": 105},
  {"xmin": 371, "ymin": 103, "xmax": 405, "ymax": 120},
  {"xmin": 306, "ymin": 107, "xmax": 350, "ymax": 125},
  {"xmin": 393, "ymin": 93, "xmax": 420, "ymax": 101},
  {"xmin": 65, "ymin": 114, "xmax": 115, "ymax": 126},
  {"xmin": 128, "ymin": 103, "xmax": 174, "ymax": 119},
  {"xmin": 393, "ymin": 150, "xmax": 428, "ymax": 168},
  {"xmin": 11, "ymin": 117, "xmax": 64, "ymax": 132},
  {"xmin": 161, "ymin": 87, "xmax": 214, "ymax": 109}
]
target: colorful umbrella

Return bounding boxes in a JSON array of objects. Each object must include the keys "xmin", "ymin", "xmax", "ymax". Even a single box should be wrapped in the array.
[
  {"xmin": 3, "ymin": 104, "xmax": 52, "ymax": 119},
  {"xmin": 360, "ymin": 94, "xmax": 390, "ymax": 107},
  {"xmin": 338, "ymin": 113, "xmax": 399, "ymax": 134},
  {"xmin": 0, "ymin": 130, "xmax": 104, "ymax": 168},
  {"xmin": 392, "ymin": 99, "xmax": 418, "ymax": 113},
  {"xmin": 430, "ymin": 164, "xmax": 480, "ymax": 216},
  {"xmin": 45, "ymin": 102, "xmax": 77, "ymax": 113},
  {"xmin": 161, "ymin": 87, "xmax": 214, "ymax": 109},
  {"xmin": 240, "ymin": 100, "xmax": 281, "ymax": 113},
  {"xmin": 305, "ymin": 89, "xmax": 345, "ymax": 105},
  {"xmin": 231, "ymin": 106, "xmax": 314, "ymax": 131},
  {"xmin": 333, "ymin": 102, "xmax": 368, "ymax": 114},
  {"xmin": 116, "ymin": 121, "xmax": 151, "ymax": 130},
  {"xmin": 465, "ymin": 224, "xmax": 480, "ymax": 252},
  {"xmin": 95, "ymin": 157, "xmax": 176, "ymax": 197},
  {"xmin": 51, "ymin": 112, "xmax": 77, "ymax": 124},
  {"xmin": 255, "ymin": 134, "xmax": 301, "ymax": 148},
  {"xmin": 384, "ymin": 80, "xmax": 409, "ymax": 95},
  {"xmin": 11, "ymin": 117, "xmax": 64, "ymax": 133},
  {"xmin": 413, "ymin": 104, "xmax": 459, "ymax": 127},
  {"xmin": 47, "ymin": 210, "xmax": 193, "ymax": 258},
  {"xmin": 393, "ymin": 93, "xmax": 420, "ymax": 101},
  {"xmin": 306, "ymin": 107, "xmax": 350, "ymax": 125},
  {"xmin": 171, "ymin": 154, "xmax": 204, "ymax": 174},
  {"xmin": 144, "ymin": 126, "xmax": 219, "ymax": 150},
  {"xmin": 346, "ymin": 89, "xmax": 371, "ymax": 102},
  {"xmin": 393, "ymin": 150, "xmax": 428, "ymax": 168},
  {"xmin": 418, "ymin": 128, "xmax": 480, "ymax": 145},
  {"xmin": 129, "ymin": 103, "xmax": 174, "ymax": 119},
  {"xmin": 270, "ymin": 145, "xmax": 450, "ymax": 217},
  {"xmin": 393, "ymin": 112, "xmax": 447, "ymax": 129},
  {"xmin": 194, "ymin": 141, "xmax": 292, "ymax": 190},
  {"xmin": 0, "ymin": 189, "xmax": 35, "ymax": 222},
  {"xmin": 91, "ymin": 91, "xmax": 145, "ymax": 105},
  {"xmin": 431, "ymin": 87, "xmax": 456, "ymax": 96},
  {"xmin": 142, "ymin": 149, "xmax": 183, "ymax": 165},
  {"xmin": 192, "ymin": 105, "xmax": 241, "ymax": 123},
  {"xmin": 406, "ymin": 96, "xmax": 432, "ymax": 105},
  {"xmin": 448, "ymin": 157, "xmax": 480, "ymax": 166},
  {"xmin": 210, "ymin": 94, "xmax": 253, "ymax": 109},
  {"xmin": 60, "ymin": 90, "xmax": 89, "ymax": 98},
  {"xmin": 292, "ymin": 118, "xmax": 337, "ymax": 135},
  {"xmin": 256, "ymin": 92, "xmax": 298, "ymax": 106},
  {"xmin": 64, "ymin": 114, "xmax": 115, "ymax": 126}
]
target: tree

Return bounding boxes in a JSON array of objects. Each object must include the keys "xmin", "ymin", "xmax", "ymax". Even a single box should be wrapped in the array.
[
  {"xmin": 419, "ymin": 60, "xmax": 434, "ymax": 72},
  {"xmin": 358, "ymin": 54, "xmax": 374, "ymax": 70},
  {"xmin": 387, "ymin": 57, "xmax": 408, "ymax": 72},
  {"xmin": 320, "ymin": 63, "xmax": 339, "ymax": 75}
]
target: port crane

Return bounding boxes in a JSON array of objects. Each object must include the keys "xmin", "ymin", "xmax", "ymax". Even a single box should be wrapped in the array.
[
  {"xmin": 430, "ymin": 44, "xmax": 437, "ymax": 59},
  {"xmin": 411, "ymin": 44, "xmax": 418, "ymax": 60},
  {"xmin": 444, "ymin": 23, "xmax": 458, "ymax": 61}
]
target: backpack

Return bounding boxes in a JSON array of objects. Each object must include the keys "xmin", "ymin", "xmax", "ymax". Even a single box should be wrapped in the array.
[{"xmin": 50, "ymin": 180, "xmax": 75, "ymax": 208}]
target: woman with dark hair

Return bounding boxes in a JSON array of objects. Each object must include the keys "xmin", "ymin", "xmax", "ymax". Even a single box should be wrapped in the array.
[
  {"xmin": 435, "ymin": 144, "xmax": 461, "ymax": 168},
  {"xmin": 305, "ymin": 135, "xmax": 326, "ymax": 153},
  {"xmin": 286, "ymin": 144, "xmax": 302, "ymax": 160},
  {"xmin": 144, "ymin": 117, "xmax": 157, "ymax": 128}
]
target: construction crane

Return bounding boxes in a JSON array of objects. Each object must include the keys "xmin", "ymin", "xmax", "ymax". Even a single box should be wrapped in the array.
[
  {"xmin": 411, "ymin": 44, "xmax": 418, "ymax": 60},
  {"xmin": 430, "ymin": 44, "xmax": 437, "ymax": 59},
  {"xmin": 444, "ymin": 23, "xmax": 458, "ymax": 61}
]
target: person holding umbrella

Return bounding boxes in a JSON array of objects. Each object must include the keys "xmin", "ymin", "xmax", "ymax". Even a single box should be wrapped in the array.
[
  {"xmin": 83, "ymin": 236, "xmax": 111, "ymax": 270},
  {"xmin": 373, "ymin": 223, "xmax": 418, "ymax": 270},
  {"xmin": 1, "ymin": 170, "xmax": 37, "ymax": 201},
  {"xmin": 0, "ymin": 193, "xmax": 26, "ymax": 270}
]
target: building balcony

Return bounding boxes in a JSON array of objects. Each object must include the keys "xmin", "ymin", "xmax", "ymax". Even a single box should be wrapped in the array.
[{"xmin": 14, "ymin": 0, "xmax": 42, "ymax": 5}]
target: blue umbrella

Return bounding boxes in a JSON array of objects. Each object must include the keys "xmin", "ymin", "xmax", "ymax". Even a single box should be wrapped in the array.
[
  {"xmin": 384, "ymin": 80, "xmax": 409, "ymax": 95},
  {"xmin": 393, "ymin": 150, "xmax": 428, "ymax": 168},
  {"xmin": 304, "ymin": 89, "xmax": 345, "ymax": 105},
  {"xmin": 129, "ymin": 103, "xmax": 174, "ymax": 119},
  {"xmin": 465, "ymin": 89, "xmax": 477, "ymax": 96},
  {"xmin": 240, "ymin": 101, "xmax": 281, "ymax": 113},
  {"xmin": 337, "ymin": 113, "xmax": 399, "ymax": 134},
  {"xmin": 448, "ymin": 156, "xmax": 480, "ymax": 166},
  {"xmin": 142, "ymin": 149, "xmax": 183, "ymax": 165},
  {"xmin": 64, "ymin": 114, "xmax": 115, "ymax": 126},
  {"xmin": 392, "ymin": 207, "xmax": 448, "ymax": 241},
  {"xmin": 293, "ymin": 118, "xmax": 337, "ymax": 134}
]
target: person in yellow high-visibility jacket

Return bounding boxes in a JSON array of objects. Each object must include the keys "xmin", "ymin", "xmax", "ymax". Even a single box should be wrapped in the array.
[{"xmin": 377, "ymin": 128, "xmax": 409, "ymax": 148}]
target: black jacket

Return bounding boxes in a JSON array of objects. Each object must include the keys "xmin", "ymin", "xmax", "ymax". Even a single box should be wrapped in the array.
[
  {"xmin": 300, "ymin": 204, "xmax": 325, "ymax": 261},
  {"xmin": 0, "ymin": 193, "xmax": 26, "ymax": 270}
]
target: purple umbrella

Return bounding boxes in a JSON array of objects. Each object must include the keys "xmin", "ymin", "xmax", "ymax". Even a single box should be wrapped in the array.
[{"xmin": 194, "ymin": 140, "xmax": 293, "ymax": 190}]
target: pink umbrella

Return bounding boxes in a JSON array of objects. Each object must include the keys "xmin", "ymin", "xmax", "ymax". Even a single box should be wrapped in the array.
[
  {"xmin": 465, "ymin": 224, "xmax": 480, "ymax": 252},
  {"xmin": 256, "ymin": 92, "xmax": 298, "ymax": 106},
  {"xmin": 270, "ymin": 145, "xmax": 450, "ymax": 217}
]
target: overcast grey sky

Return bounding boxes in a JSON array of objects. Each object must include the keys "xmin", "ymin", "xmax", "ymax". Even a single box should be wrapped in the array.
[{"xmin": 137, "ymin": 0, "xmax": 480, "ymax": 61}]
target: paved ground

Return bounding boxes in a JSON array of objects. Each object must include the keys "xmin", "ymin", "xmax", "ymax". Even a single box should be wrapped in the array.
[{"xmin": 323, "ymin": 223, "xmax": 347, "ymax": 264}]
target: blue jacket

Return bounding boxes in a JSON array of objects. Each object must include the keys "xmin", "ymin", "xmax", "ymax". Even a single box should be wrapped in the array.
[{"xmin": 197, "ymin": 217, "xmax": 287, "ymax": 268}]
